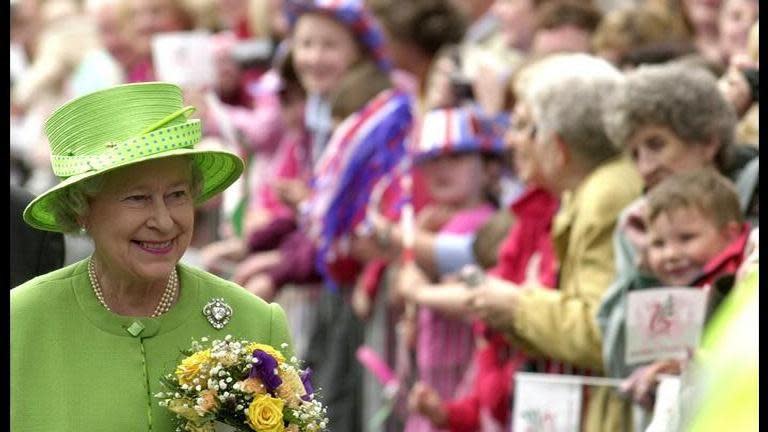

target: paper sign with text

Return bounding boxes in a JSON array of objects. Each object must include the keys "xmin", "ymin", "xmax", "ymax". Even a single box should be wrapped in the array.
[
  {"xmin": 625, "ymin": 287, "xmax": 708, "ymax": 365},
  {"xmin": 152, "ymin": 31, "xmax": 216, "ymax": 89},
  {"xmin": 513, "ymin": 373, "xmax": 582, "ymax": 432}
]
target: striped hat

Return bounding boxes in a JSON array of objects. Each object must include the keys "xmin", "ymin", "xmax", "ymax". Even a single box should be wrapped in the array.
[
  {"xmin": 413, "ymin": 106, "xmax": 504, "ymax": 162},
  {"xmin": 284, "ymin": 0, "xmax": 392, "ymax": 71}
]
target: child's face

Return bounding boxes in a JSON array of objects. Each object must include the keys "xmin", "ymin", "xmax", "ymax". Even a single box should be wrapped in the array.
[
  {"xmin": 647, "ymin": 207, "xmax": 736, "ymax": 286},
  {"xmin": 292, "ymin": 13, "xmax": 361, "ymax": 96},
  {"xmin": 421, "ymin": 153, "xmax": 487, "ymax": 208}
]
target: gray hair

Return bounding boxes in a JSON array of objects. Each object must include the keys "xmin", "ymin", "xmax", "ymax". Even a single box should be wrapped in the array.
[
  {"xmin": 602, "ymin": 61, "xmax": 737, "ymax": 171},
  {"xmin": 526, "ymin": 53, "xmax": 625, "ymax": 168},
  {"xmin": 48, "ymin": 157, "xmax": 205, "ymax": 233}
]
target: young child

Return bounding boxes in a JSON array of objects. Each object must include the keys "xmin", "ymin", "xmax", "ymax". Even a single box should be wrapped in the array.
[
  {"xmin": 400, "ymin": 77, "xmax": 562, "ymax": 432},
  {"xmin": 367, "ymin": 106, "xmax": 505, "ymax": 432},
  {"xmin": 619, "ymin": 168, "xmax": 751, "ymax": 409},
  {"xmin": 645, "ymin": 168, "xmax": 749, "ymax": 290}
]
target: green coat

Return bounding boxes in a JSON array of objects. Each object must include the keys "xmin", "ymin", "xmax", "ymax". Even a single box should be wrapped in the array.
[{"xmin": 11, "ymin": 260, "xmax": 293, "ymax": 431}]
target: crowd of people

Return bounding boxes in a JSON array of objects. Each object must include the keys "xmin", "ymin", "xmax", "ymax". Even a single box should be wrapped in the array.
[{"xmin": 10, "ymin": 0, "xmax": 759, "ymax": 431}]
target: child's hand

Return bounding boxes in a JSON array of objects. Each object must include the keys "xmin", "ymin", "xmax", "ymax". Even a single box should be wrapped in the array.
[
  {"xmin": 351, "ymin": 281, "xmax": 373, "ymax": 321},
  {"xmin": 408, "ymin": 382, "xmax": 448, "ymax": 427},
  {"xmin": 395, "ymin": 262, "xmax": 429, "ymax": 303},
  {"xmin": 619, "ymin": 359, "xmax": 682, "ymax": 410},
  {"xmin": 416, "ymin": 204, "xmax": 454, "ymax": 232},
  {"xmin": 273, "ymin": 179, "xmax": 311, "ymax": 209}
]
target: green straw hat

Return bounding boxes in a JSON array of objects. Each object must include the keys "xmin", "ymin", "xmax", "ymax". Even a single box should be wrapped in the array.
[{"xmin": 23, "ymin": 82, "xmax": 244, "ymax": 232}]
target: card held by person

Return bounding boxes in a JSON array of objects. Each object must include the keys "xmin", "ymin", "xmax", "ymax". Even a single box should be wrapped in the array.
[
  {"xmin": 152, "ymin": 31, "xmax": 216, "ymax": 89},
  {"xmin": 513, "ymin": 373, "xmax": 583, "ymax": 432},
  {"xmin": 625, "ymin": 287, "xmax": 708, "ymax": 365}
]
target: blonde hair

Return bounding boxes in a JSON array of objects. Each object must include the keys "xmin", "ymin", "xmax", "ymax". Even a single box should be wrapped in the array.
[
  {"xmin": 592, "ymin": 5, "xmax": 691, "ymax": 57},
  {"xmin": 747, "ymin": 21, "xmax": 759, "ymax": 62}
]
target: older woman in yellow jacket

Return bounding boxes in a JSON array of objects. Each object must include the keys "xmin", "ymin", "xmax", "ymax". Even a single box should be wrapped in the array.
[{"xmin": 467, "ymin": 53, "xmax": 643, "ymax": 432}]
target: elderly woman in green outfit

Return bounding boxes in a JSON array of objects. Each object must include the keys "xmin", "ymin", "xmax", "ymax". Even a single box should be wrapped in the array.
[{"xmin": 11, "ymin": 82, "xmax": 293, "ymax": 431}]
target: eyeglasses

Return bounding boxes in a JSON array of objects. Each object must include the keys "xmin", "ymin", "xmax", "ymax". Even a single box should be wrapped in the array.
[{"xmin": 508, "ymin": 119, "xmax": 538, "ymax": 139}]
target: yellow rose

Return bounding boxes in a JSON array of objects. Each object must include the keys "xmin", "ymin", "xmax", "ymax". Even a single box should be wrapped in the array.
[
  {"xmin": 176, "ymin": 350, "xmax": 212, "ymax": 385},
  {"xmin": 245, "ymin": 343, "xmax": 286, "ymax": 364},
  {"xmin": 276, "ymin": 368, "xmax": 306, "ymax": 408},
  {"xmin": 168, "ymin": 398, "xmax": 204, "ymax": 423},
  {"xmin": 246, "ymin": 394, "xmax": 285, "ymax": 432},
  {"xmin": 240, "ymin": 377, "xmax": 267, "ymax": 395}
]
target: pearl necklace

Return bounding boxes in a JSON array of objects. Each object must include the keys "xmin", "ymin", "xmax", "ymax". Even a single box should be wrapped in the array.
[{"xmin": 88, "ymin": 257, "xmax": 178, "ymax": 317}]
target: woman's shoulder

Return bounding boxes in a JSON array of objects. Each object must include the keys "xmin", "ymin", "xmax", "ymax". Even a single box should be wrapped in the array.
[
  {"xmin": 578, "ymin": 156, "xmax": 644, "ymax": 221},
  {"xmin": 11, "ymin": 260, "xmax": 87, "ymax": 309}
]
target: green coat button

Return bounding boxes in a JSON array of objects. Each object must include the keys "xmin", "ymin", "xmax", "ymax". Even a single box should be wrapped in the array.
[{"xmin": 126, "ymin": 321, "xmax": 145, "ymax": 337}]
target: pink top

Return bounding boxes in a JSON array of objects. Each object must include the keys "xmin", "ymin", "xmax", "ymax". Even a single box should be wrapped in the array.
[
  {"xmin": 247, "ymin": 128, "xmax": 312, "ymax": 219},
  {"xmin": 417, "ymin": 204, "xmax": 495, "ymax": 382},
  {"xmin": 406, "ymin": 204, "xmax": 495, "ymax": 432}
]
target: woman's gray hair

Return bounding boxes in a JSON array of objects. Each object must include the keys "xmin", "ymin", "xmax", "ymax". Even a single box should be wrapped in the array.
[
  {"xmin": 48, "ymin": 157, "xmax": 205, "ymax": 233},
  {"xmin": 526, "ymin": 53, "xmax": 625, "ymax": 169},
  {"xmin": 602, "ymin": 61, "xmax": 737, "ymax": 171}
]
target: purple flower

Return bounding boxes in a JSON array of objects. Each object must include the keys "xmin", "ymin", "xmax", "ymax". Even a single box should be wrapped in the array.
[
  {"xmin": 300, "ymin": 368, "xmax": 315, "ymax": 401},
  {"xmin": 249, "ymin": 350, "xmax": 282, "ymax": 393}
]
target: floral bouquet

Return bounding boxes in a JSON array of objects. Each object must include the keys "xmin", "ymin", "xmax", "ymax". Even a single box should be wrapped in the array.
[{"xmin": 156, "ymin": 335, "xmax": 328, "ymax": 432}]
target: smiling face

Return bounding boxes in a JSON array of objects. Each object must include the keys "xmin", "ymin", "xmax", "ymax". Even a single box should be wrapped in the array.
[
  {"xmin": 647, "ymin": 207, "xmax": 735, "ymax": 286},
  {"xmin": 684, "ymin": 0, "xmax": 723, "ymax": 34},
  {"xmin": 292, "ymin": 13, "xmax": 361, "ymax": 96},
  {"xmin": 491, "ymin": 0, "xmax": 536, "ymax": 50},
  {"xmin": 421, "ymin": 152, "xmax": 487, "ymax": 208},
  {"xmin": 626, "ymin": 125, "xmax": 718, "ymax": 190},
  {"xmin": 82, "ymin": 157, "xmax": 195, "ymax": 284},
  {"xmin": 718, "ymin": 0, "xmax": 759, "ymax": 61}
]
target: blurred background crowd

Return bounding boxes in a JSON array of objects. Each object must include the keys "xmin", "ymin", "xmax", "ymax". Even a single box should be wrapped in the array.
[{"xmin": 10, "ymin": 0, "xmax": 759, "ymax": 431}]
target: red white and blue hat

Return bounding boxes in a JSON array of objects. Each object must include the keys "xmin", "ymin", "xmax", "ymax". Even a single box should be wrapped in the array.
[
  {"xmin": 413, "ymin": 106, "xmax": 504, "ymax": 163},
  {"xmin": 284, "ymin": 0, "xmax": 392, "ymax": 71}
]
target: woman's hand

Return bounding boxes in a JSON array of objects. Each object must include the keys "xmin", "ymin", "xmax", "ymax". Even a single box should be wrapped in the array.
[
  {"xmin": 423, "ymin": 55, "xmax": 458, "ymax": 111},
  {"xmin": 244, "ymin": 208, "xmax": 277, "ymax": 235},
  {"xmin": 408, "ymin": 382, "xmax": 448, "ymax": 427},
  {"xmin": 231, "ymin": 250, "xmax": 281, "ymax": 286},
  {"xmin": 273, "ymin": 179, "xmax": 311, "ymax": 210},
  {"xmin": 467, "ymin": 276, "xmax": 520, "ymax": 331},
  {"xmin": 244, "ymin": 273, "xmax": 277, "ymax": 302},
  {"xmin": 200, "ymin": 237, "xmax": 248, "ymax": 272},
  {"xmin": 472, "ymin": 63, "xmax": 508, "ymax": 117},
  {"xmin": 620, "ymin": 358, "xmax": 683, "ymax": 410}
]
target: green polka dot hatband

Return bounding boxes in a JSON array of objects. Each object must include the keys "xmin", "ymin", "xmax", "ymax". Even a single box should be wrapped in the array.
[{"xmin": 23, "ymin": 82, "xmax": 244, "ymax": 232}]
